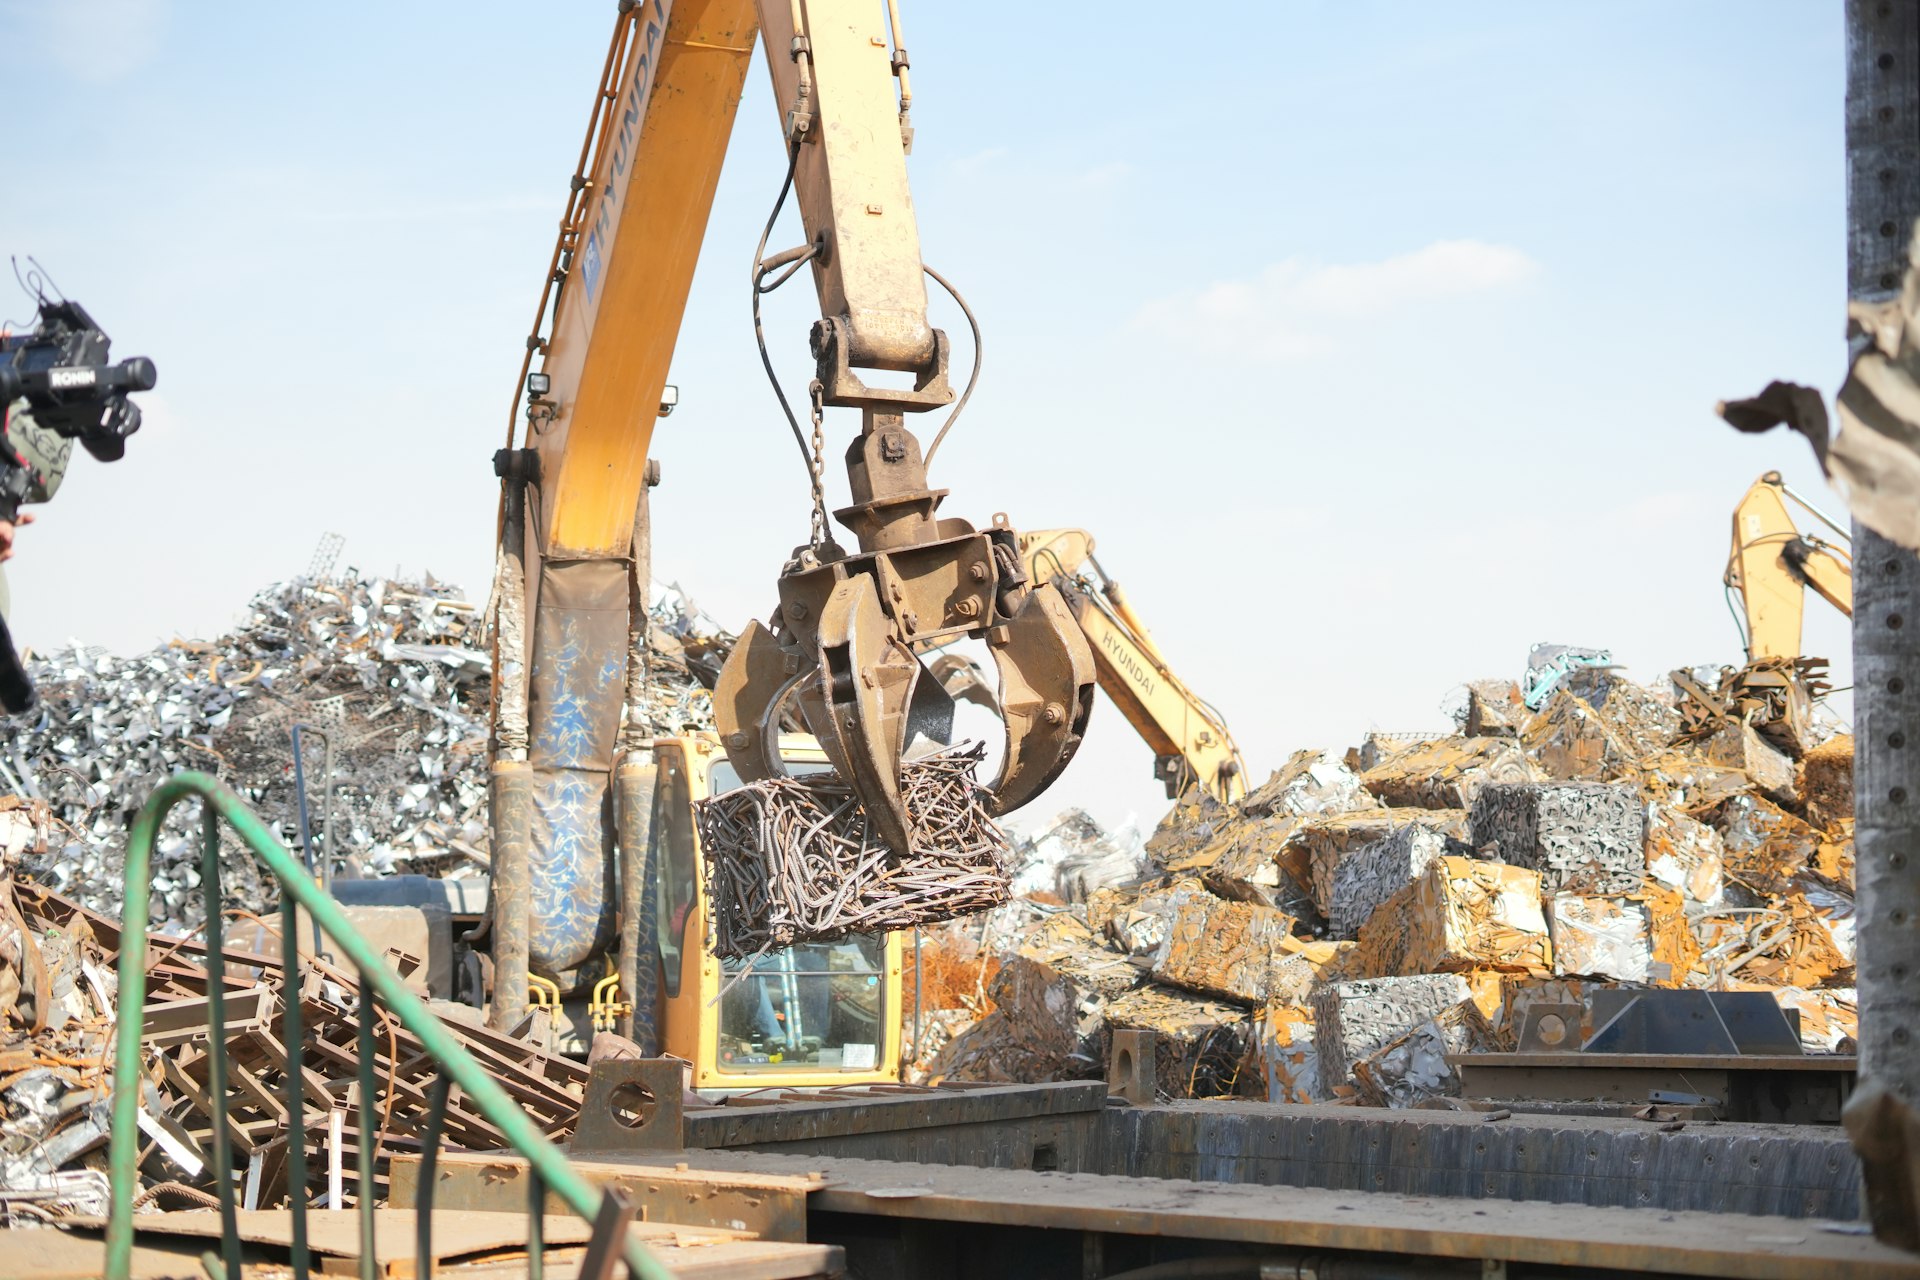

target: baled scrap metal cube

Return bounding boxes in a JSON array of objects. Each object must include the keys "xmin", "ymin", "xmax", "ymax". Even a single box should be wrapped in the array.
[
  {"xmin": 1359, "ymin": 736, "xmax": 1538, "ymax": 811},
  {"xmin": 1201, "ymin": 814, "xmax": 1319, "ymax": 923},
  {"xmin": 1109, "ymin": 878, "xmax": 1211, "ymax": 960},
  {"xmin": 1144, "ymin": 790, "xmax": 1242, "ymax": 874},
  {"xmin": 1277, "ymin": 937, "xmax": 1355, "ymax": 999},
  {"xmin": 1350, "ymin": 857, "xmax": 1552, "ymax": 978},
  {"xmin": 925, "ymin": 953, "xmax": 1111, "ymax": 1083},
  {"xmin": 699, "ymin": 743, "xmax": 1013, "ymax": 957},
  {"xmin": 1303, "ymin": 807, "xmax": 1469, "ymax": 917},
  {"xmin": 1244, "ymin": 1002, "xmax": 1324, "ymax": 1103},
  {"xmin": 1799, "ymin": 734, "xmax": 1855, "ymax": 833},
  {"xmin": 1151, "ymin": 894, "xmax": 1300, "ymax": 1005},
  {"xmin": 1240, "ymin": 748, "xmax": 1381, "ymax": 821},
  {"xmin": 1352, "ymin": 999, "xmax": 1499, "ymax": 1108},
  {"xmin": 1521, "ymin": 690, "xmax": 1639, "ymax": 783},
  {"xmin": 1017, "ymin": 912, "xmax": 1143, "ymax": 998},
  {"xmin": 1310, "ymin": 973, "xmax": 1472, "ymax": 1096},
  {"xmin": 1104, "ymin": 984, "xmax": 1249, "ymax": 1099},
  {"xmin": 1463, "ymin": 679, "xmax": 1527, "ymax": 738},
  {"xmin": 1085, "ymin": 884, "xmax": 1141, "ymax": 939},
  {"xmin": 1701, "ymin": 718, "xmax": 1799, "ymax": 807},
  {"xmin": 1548, "ymin": 893, "xmax": 1654, "ymax": 983},
  {"xmin": 1561, "ymin": 668, "xmax": 1681, "ymax": 755},
  {"xmin": 1469, "ymin": 781, "xmax": 1646, "ymax": 894},
  {"xmin": 987, "ymin": 950, "xmax": 1113, "ymax": 1072},
  {"xmin": 1645, "ymin": 804, "xmax": 1726, "ymax": 908},
  {"xmin": 1327, "ymin": 824, "xmax": 1469, "ymax": 940},
  {"xmin": 1710, "ymin": 793, "xmax": 1821, "ymax": 897}
]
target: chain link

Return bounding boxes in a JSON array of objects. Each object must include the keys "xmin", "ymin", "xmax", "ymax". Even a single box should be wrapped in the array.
[{"xmin": 807, "ymin": 379, "xmax": 829, "ymax": 547}]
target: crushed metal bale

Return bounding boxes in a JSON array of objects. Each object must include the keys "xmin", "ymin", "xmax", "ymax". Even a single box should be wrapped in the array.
[
  {"xmin": 905, "ymin": 648, "xmax": 1858, "ymax": 1103},
  {"xmin": 698, "ymin": 742, "xmax": 1012, "ymax": 959}
]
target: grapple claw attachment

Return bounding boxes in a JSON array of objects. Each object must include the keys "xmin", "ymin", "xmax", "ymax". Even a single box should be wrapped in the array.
[{"xmin": 715, "ymin": 414, "xmax": 1096, "ymax": 856}]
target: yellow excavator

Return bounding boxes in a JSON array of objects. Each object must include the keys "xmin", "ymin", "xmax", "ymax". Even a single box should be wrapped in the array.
[
  {"xmin": 1678, "ymin": 471, "xmax": 1857, "ymax": 757},
  {"xmin": 1725, "ymin": 470, "xmax": 1854, "ymax": 660},
  {"xmin": 475, "ymin": 0, "xmax": 1097, "ymax": 1088}
]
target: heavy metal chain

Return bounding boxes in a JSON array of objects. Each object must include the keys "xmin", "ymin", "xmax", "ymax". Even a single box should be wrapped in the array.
[{"xmin": 807, "ymin": 378, "xmax": 830, "ymax": 547}]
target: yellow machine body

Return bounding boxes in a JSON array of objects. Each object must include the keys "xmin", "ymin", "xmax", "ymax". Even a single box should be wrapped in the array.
[{"xmin": 649, "ymin": 733, "xmax": 904, "ymax": 1089}]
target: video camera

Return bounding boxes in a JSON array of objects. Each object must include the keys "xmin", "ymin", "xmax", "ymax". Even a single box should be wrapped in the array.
[
  {"xmin": 0, "ymin": 298, "xmax": 155, "ymax": 521},
  {"xmin": 0, "ymin": 296, "xmax": 156, "ymax": 712}
]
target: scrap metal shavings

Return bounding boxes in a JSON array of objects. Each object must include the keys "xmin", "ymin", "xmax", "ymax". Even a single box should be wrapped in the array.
[
  {"xmin": 697, "ymin": 742, "xmax": 1012, "ymax": 959},
  {"xmin": 642, "ymin": 585, "xmax": 737, "ymax": 735},
  {"xmin": 4, "ymin": 561, "xmax": 740, "ymax": 933},
  {"xmin": 9, "ymin": 567, "xmax": 488, "ymax": 929}
]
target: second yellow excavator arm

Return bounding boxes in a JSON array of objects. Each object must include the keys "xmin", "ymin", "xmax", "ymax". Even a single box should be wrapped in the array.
[
  {"xmin": 1726, "ymin": 471, "xmax": 1855, "ymax": 661},
  {"xmin": 1019, "ymin": 528, "xmax": 1248, "ymax": 804}
]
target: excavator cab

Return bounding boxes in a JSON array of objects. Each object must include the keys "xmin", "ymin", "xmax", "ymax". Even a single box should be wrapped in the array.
[{"xmin": 650, "ymin": 733, "xmax": 904, "ymax": 1090}]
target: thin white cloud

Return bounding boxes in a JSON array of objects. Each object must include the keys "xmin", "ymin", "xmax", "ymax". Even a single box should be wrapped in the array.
[
  {"xmin": 1133, "ymin": 239, "xmax": 1539, "ymax": 362},
  {"xmin": 16, "ymin": 0, "xmax": 169, "ymax": 84},
  {"xmin": 1070, "ymin": 161, "xmax": 1132, "ymax": 189}
]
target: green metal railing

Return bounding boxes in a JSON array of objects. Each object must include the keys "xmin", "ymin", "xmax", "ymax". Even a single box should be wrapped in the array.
[{"xmin": 105, "ymin": 772, "xmax": 670, "ymax": 1280}]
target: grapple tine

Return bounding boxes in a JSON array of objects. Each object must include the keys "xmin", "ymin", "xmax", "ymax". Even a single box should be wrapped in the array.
[
  {"xmin": 804, "ymin": 576, "xmax": 919, "ymax": 853},
  {"xmin": 713, "ymin": 620, "xmax": 800, "ymax": 783},
  {"xmin": 986, "ymin": 581, "xmax": 1096, "ymax": 815}
]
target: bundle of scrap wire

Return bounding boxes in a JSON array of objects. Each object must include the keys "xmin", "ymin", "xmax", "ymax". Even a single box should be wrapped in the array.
[{"xmin": 697, "ymin": 742, "xmax": 1012, "ymax": 959}]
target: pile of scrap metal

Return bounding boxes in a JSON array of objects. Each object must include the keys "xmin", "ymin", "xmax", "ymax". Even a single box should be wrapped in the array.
[
  {"xmin": 3, "ymin": 554, "xmax": 733, "ymax": 931},
  {"xmin": 0, "ymin": 810, "xmax": 586, "ymax": 1225},
  {"xmin": 908, "ymin": 657, "xmax": 1859, "ymax": 1106}
]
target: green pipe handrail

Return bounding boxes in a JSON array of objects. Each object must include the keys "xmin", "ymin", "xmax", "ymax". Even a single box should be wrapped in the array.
[{"xmin": 105, "ymin": 772, "xmax": 671, "ymax": 1280}]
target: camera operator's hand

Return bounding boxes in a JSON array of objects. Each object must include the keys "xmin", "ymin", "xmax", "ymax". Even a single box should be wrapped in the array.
[{"xmin": 0, "ymin": 511, "xmax": 36, "ymax": 563}]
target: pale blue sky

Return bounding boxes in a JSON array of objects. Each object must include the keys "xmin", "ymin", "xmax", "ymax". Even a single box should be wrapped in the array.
[{"xmin": 0, "ymin": 1, "xmax": 1853, "ymax": 831}]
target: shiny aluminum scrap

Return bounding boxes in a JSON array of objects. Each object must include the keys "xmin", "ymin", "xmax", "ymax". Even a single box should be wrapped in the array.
[
  {"xmin": 8, "ymin": 567, "xmax": 489, "ymax": 929},
  {"xmin": 2, "ymin": 562, "xmax": 736, "ymax": 932},
  {"xmin": 697, "ymin": 741, "xmax": 1012, "ymax": 959}
]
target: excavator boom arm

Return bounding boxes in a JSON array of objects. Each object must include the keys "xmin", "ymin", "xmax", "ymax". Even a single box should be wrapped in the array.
[
  {"xmin": 1727, "ymin": 471, "xmax": 1855, "ymax": 661},
  {"xmin": 489, "ymin": 1, "xmax": 1097, "ymax": 1033},
  {"xmin": 1019, "ymin": 528, "xmax": 1247, "ymax": 804}
]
